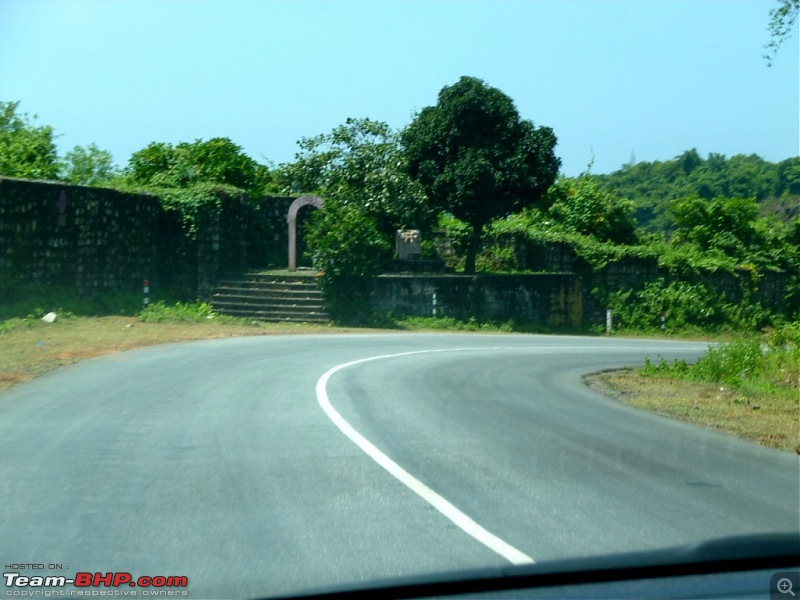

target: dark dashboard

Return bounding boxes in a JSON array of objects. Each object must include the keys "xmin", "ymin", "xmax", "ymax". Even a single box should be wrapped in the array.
[{"xmin": 272, "ymin": 532, "xmax": 799, "ymax": 600}]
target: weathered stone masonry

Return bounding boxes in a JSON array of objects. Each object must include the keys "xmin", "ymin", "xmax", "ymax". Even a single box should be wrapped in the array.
[
  {"xmin": 0, "ymin": 177, "xmax": 296, "ymax": 298},
  {"xmin": 1, "ymin": 177, "xmax": 787, "ymax": 324},
  {"xmin": 371, "ymin": 274, "xmax": 584, "ymax": 327},
  {"xmin": 0, "ymin": 177, "xmax": 160, "ymax": 294}
]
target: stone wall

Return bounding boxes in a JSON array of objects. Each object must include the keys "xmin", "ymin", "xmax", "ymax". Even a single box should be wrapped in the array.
[
  {"xmin": 247, "ymin": 195, "xmax": 297, "ymax": 270},
  {"xmin": 0, "ymin": 177, "xmax": 299, "ymax": 300},
  {"xmin": 0, "ymin": 177, "xmax": 160, "ymax": 294},
  {"xmin": 697, "ymin": 268, "xmax": 787, "ymax": 314},
  {"xmin": 370, "ymin": 274, "xmax": 583, "ymax": 327},
  {"xmin": 511, "ymin": 237, "xmax": 578, "ymax": 273},
  {"xmin": 159, "ymin": 192, "xmax": 297, "ymax": 298},
  {"xmin": 192, "ymin": 193, "xmax": 300, "ymax": 297},
  {"xmin": 1, "ymin": 176, "xmax": 788, "ymax": 322},
  {"xmin": 369, "ymin": 264, "xmax": 787, "ymax": 328}
]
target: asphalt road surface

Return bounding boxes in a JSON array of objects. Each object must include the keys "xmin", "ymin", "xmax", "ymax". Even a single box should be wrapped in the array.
[{"xmin": 1, "ymin": 334, "xmax": 798, "ymax": 598}]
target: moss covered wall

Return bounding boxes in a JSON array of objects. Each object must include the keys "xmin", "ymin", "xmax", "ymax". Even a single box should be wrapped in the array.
[
  {"xmin": 0, "ymin": 177, "xmax": 159, "ymax": 294},
  {"xmin": 0, "ymin": 178, "xmax": 299, "ymax": 300},
  {"xmin": 370, "ymin": 274, "xmax": 584, "ymax": 327}
]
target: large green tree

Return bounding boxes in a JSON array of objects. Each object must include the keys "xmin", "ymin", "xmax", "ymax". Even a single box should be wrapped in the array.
[
  {"xmin": 402, "ymin": 76, "xmax": 560, "ymax": 273},
  {"xmin": 278, "ymin": 117, "xmax": 434, "ymax": 236},
  {"xmin": 125, "ymin": 137, "xmax": 270, "ymax": 192},
  {"xmin": 0, "ymin": 101, "xmax": 60, "ymax": 180}
]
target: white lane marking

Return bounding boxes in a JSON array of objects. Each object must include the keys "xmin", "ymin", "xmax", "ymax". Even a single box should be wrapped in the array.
[
  {"xmin": 315, "ymin": 344, "xmax": 706, "ymax": 564},
  {"xmin": 316, "ymin": 348, "xmax": 535, "ymax": 566}
]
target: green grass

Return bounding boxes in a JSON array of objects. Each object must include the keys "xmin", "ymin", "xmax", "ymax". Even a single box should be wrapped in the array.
[
  {"xmin": 139, "ymin": 300, "xmax": 252, "ymax": 324},
  {"xmin": 640, "ymin": 322, "xmax": 799, "ymax": 401},
  {"xmin": 0, "ymin": 282, "xmax": 174, "ymax": 321},
  {"xmin": 601, "ymin": 322, "xmax": 800, "ymax": 452},
  {"xmin": 395, "ymin": 315, "xmax": 514, "ymax": 332}
]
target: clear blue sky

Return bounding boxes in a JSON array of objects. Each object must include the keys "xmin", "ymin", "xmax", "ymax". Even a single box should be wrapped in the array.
[{"xmin": 1, "ymin": 0, "xmax": 797, "ymax": 176}]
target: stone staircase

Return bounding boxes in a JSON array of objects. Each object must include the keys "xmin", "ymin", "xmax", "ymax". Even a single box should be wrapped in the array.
[{"xmin": 211, "ymin": 273, "xmax": 330, "ymax": 323}]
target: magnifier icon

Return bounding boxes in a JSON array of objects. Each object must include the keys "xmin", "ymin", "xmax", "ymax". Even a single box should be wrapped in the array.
[{"xmin": 778, "ymin": 578, "xmax": 796, "ymax": 596}]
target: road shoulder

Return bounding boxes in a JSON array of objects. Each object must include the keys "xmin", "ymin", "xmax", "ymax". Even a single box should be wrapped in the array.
[{"xmin": 584, "ymin": 369, "xmax": 800, "ymax": 454}]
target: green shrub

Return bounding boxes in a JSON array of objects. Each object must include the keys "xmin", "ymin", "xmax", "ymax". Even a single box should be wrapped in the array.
[
  {"xmin": 640, "ymin": 356, "xmax": 691, "ymax": 377},
  {"xmin": 599, "ymin": 279, "xmax": 720, "ymax": 331},
  {"xmin": 304, "ymin": 200, "xmax": 390, "ymax": 323},
  {"xmin": 691, "ymin": 341, "xmax": 765, "ymax": 387},
  {"xmin": 397, "ymin": 315, "xmax": 515, "ymax": 332},
  {"xmin": 0, "ymin": 317, "xmax": 34, "ymax": 335},
  {"xmin": 640, "ymin": 323, "xmax": 799, "ymax": 398},
  {"xmin": 139, "ymin": 301, "xmax": 215, "ymax": 323},
  {"xmin": 598, "ymin": 277, "xmax": 772, "ymax": 333}
]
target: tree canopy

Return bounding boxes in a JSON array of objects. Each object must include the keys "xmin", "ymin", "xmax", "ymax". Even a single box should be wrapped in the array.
[
  {"xmin": 402, "ymin": 76, "xmax": 560, "ymax": 272},
  {"xmin": 0, "ymin": 101, "xmax": 60, "ymax": 180},
  {"xmin": 125, "ymin": 137, "xmax": 270, "ymax": 192},
  {"xmin": 61, "ymin": 143, "xmax": 119, "ymax": 187},
  {"xmin": 276, "ymin": 117, "xmax": 434, "ymax": 236},
  {"xmin": 765, "ymin": 0, "xmax": 800, "ymax": 66},
  {"xmin": 592, "ymin": 151, "xmax": 800, "ymax": 231},
  {"xmin": 547, "ymin": 178, "xmax": 638, "ymax": 245},
  {"xmin": 668, "ymin": 195, "xmax": 761, "ymax": 256}
]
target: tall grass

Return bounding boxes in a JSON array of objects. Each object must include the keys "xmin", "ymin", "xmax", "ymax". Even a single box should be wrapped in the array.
[{"xmin": 641, "ymin": 322, "xmax": 799, "ymax": 401}]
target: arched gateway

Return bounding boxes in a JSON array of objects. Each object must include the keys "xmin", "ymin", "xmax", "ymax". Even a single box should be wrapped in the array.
[{"xmin": 287, "ymin": 194, "xmax": 324, "ymax": 271}]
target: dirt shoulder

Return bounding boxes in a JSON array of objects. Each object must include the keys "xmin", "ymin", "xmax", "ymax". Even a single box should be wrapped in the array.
[
  {"xmin": 585, "ymin": 369, "xmax": 800, "ymax": 454},
  {"xmin": 0, "ymin": 316, "xmax": 371, "ymax": 394}
]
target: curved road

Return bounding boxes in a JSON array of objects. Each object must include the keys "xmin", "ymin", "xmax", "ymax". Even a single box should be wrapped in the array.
[{"xmin": 1, "ymin": 334, "xmax": 797, "ymax": 598}]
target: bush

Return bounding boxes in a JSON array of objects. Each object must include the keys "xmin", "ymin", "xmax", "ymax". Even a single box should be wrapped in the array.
[
  {"xmin": 139, "ymin": 301, "xmax": 215, "ymax": 322},
  {"xmin": 598, "ymin": 277, "xmax": 772, "ymax": 333},
  {"xmin": 599, "ymin": 279, "xmax": 720, "ymax": 331},
  {"xmin": 691, "ymin": 341, "xmax": 765, "ymax": 387},
  {"xmin": 397, "ymin": 315, "xmax": 515, "ymax": 332},
  {"xmin": 304, "ymin": 200, "xmax": 390, "ymax": 323},
  {"xmin": 640, "ymin": 322, "xmax": 799, "ymax": 397}
]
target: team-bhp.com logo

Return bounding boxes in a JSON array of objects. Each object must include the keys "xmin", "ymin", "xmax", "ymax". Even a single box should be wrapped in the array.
[{"xmin": 4, "ymin": 572, "xmax": 188, "ymax": 597}]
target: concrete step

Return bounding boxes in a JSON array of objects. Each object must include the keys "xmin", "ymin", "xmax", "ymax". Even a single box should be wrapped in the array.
[
  {"xmin": 219, "ymin": 274, "xmax": 321, "ymax": 286},
  {"xmin": 216, "ymin": 307, "xmax": 331, "ymax": 323},
  {"xmin": 213, "ymin": 299, "xmax": 326, "ymax": 309},
  {"xmin": 211, "ymin": 273, "xmax": 330, "ymax": 323},
  {"xmin": 217, "ymin": 276, "xmax": 320, "ymax": 284},
  {"xmin": 213, "ymin": 285, "xmax": 323, "ymax": 297},
  {"xmin": 212, "ymin": 299, "xmax": 328, "ymax": 312},
  {"xmin": 214, "ymin": 286, "xmax": 323, "ymax": 300}
]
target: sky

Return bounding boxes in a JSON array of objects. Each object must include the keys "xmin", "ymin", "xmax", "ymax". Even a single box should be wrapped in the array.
[{"xmin": 1, "ymin": 0, "xmax": 798, "ymax": 177}]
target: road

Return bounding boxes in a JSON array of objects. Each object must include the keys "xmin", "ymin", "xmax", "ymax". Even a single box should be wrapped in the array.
[{"xmin": 1, "ymin": 334, "xmax": 797, "ymax": 598}]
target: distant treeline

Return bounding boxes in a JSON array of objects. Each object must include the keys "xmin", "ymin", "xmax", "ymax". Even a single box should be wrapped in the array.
[{"xmin": 591, "ymin": 150, "xmax": 800, "ymax": 231}]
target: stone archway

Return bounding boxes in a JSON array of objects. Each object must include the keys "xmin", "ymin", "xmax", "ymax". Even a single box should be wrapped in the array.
[{"xmin": 287, "ymin": 194, "xmax": 324, "ymax": 271}]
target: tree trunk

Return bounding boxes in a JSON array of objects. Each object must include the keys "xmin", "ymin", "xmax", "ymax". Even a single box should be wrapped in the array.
[{"xmin": 464, "ymin": 223, "xmax": 483, "ymax": 274}]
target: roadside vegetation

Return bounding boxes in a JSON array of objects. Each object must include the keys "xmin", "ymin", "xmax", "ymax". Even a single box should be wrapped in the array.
[
  {"xmin": 2, "ymin": 64, "xmax": 798, "ymax": 451},
  {"xmin": 587, "ymin": 323, "xmax": 800, "ymax": 453}
]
